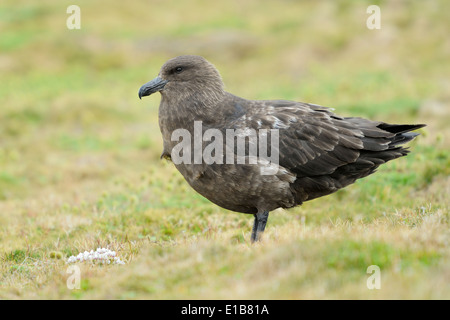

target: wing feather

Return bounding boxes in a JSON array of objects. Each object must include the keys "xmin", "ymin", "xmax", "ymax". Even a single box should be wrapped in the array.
[{"xmin": 227, "ymin": 100, "xmax": 366, "ymax": 177}]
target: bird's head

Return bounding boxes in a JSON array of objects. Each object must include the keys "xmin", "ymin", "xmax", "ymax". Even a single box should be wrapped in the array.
[{"xmin": 138, "ymin": 55, "xmax": 225, "ymax": 103}]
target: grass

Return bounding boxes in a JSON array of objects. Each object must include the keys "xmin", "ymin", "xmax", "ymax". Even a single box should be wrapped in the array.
[{"xmin": 0, "ymin": 0, "xmax": 449, "ymax": 299}]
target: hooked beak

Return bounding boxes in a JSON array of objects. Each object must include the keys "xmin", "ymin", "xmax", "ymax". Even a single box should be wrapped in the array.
[{"xmin": 138, "ymin": 76, "xmax": 169, "ymax": 99}]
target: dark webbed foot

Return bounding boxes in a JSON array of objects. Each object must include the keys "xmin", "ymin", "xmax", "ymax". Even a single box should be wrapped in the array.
[{"xmin": 251, "ymin": 211, "xmax": 269, "ymax": 243}]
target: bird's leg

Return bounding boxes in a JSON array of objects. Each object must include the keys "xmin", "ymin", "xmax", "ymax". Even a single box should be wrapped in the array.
[{"xmin": 250, "ymin": 210, "xmax": 269, "ymax": 243}]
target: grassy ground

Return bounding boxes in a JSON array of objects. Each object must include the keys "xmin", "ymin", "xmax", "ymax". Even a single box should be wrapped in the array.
[{"xmin": 0, "ymin": 0, "xmax": 449, "ymax": 299}]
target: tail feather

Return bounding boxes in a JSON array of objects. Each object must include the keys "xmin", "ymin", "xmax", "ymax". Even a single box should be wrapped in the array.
[
  {"xmin": 389, "ymin": 131, "xmax": 420, "ymax": 147},
  {"xmin": 331, "ymin": 122, "xmax": 424, "ymax": 186},
  {"xmin": 292, "ymin": 121, "xmax": 425, "ymax": 203}
]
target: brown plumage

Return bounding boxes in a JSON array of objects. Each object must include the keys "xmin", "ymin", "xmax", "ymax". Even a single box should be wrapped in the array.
[{"xmin": 139, "ymin": 55, "xmax": 425, "ymax": 242}]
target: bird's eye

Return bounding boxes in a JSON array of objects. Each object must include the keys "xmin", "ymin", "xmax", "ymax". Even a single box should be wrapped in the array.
[{"xmin": 175, "ymin": 66, "xmax": 183, "ymax": 74}]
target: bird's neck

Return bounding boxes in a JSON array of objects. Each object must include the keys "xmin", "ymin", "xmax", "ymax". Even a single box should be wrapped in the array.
[{"xmin": 160, "ymin": 88, "xmax": 227, "ymax": 127}]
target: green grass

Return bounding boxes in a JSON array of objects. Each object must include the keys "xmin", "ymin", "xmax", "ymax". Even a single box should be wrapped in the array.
[{"xmin": 0, "ymin": 0, "xmax": 449, "ymax": 299}]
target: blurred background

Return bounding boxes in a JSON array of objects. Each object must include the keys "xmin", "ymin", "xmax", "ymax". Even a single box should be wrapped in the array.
[{"xmin": 0, "ymin": 0, "xmax": 449, "ymax": 299}]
